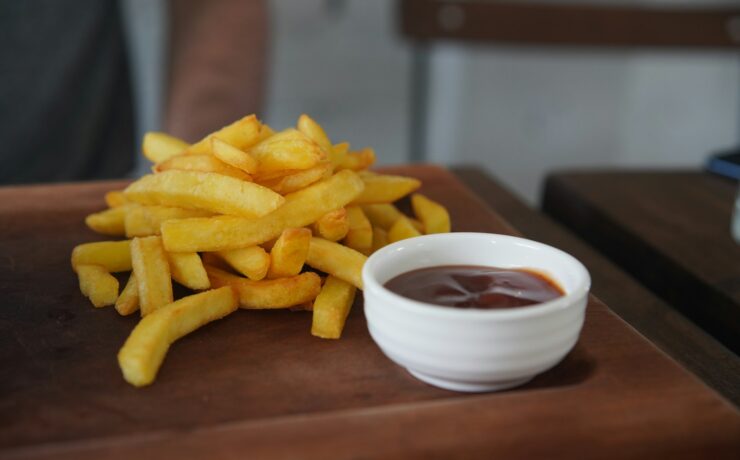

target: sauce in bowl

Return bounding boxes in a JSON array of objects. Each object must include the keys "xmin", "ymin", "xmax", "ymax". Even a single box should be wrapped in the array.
[{"xmin": 384, "ymin": 265, "xmax": 564, "ymax": 309}]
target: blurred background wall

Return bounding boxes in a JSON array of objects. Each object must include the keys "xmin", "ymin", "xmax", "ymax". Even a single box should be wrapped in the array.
[{"xmin": 125, "ymin": 0, "xmax": 740, "ymax": 203}]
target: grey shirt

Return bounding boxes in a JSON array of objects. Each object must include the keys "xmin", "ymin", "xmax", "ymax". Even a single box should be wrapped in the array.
[{"xmin": 0, "ymin": 0, "xmax": 134, "ymax": 184}]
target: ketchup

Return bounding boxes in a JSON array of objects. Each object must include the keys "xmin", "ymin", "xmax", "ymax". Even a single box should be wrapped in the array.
[{"xmin": 384, "ymin": 265, "xmax": 564, "ymax": 309}]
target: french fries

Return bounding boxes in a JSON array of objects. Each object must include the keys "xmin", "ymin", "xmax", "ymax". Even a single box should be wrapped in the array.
[
  {"xmin": 207, "ymin": 266, "xmax": 321, "ymax": 309},
  {"xmin": 306, "ymin": 237, "xmax": 366, "ymax": 289},
  {"xmin": 131, "ymin": 236, "xmax": 173, "ymax": 316},
  {"xmin": 155, "ymin": 153, "xmax": 252, "ymax": 181},
  {"xmin": 124, "ymin": 170, "xmax": 284, "ymax": 218},
  {"xmin": 77, "ymin": 264, "xmax": 119, "ymax": 308},
  {"xmin": 72, "ymin": 112, "xmax": 453, "ymax": 387},
  {"xmin": 72, "ymin": 240, "xmax": 132, "ymax": 272},
  {"xmin": 118, "ymin": 286, "xmax": 238, "ymax": 387},
  {"xmin": 85, "ymin": 206, "xmax": 128, "ymax": 236},
  {"xmin": 412, "ymin": 194, "xmax": 451, "ymax": 234},
  {"xmin": 115, "ymin": 273, "xmax": 140, "ymax": 316},
  {"xmin": 267, "ymin": 228, "xmax": 311, "ymax": 279},
  {"xmin": 166, "ymin": 252, "xmax": 210, "ymax": 290},
  {"xmin": 311, "ymin": 276, "xmax": 356, "ymax": 339},
  {"xmin": 161, "ymin": 169, "xmax": 364, "ymax": 253},
  {"xmin": 142, "ymin": 132, "xmax": 189, "ymax": 163},
  {"xmin": 216, "ymin": 246, "xmax": 270, "ymax": 280}
]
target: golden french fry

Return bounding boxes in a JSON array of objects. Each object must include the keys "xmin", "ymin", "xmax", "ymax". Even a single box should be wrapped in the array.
[
  {"xmin": 351, "ymin": 173, "xmax": 421, "ymax": 205},
  {"xmin": 312, "ymin": 208, "xmax": 349, "ymax": 242},
  {"xmin": 116, "ymin": 273, "xmax": 140, "ymax": 316},
  {"xmin": 131, "ymin": 236, "xmax": 173, "ymax": 316},
  {"xmin": 311, "ymin": 276, "xmax": 356, "ymax": 339},
  {"xmin": 85, "ymin": 206, "xmax": 128, "ymax": 236},
  {"xmin": 257, "ymin": 123, "xmax": 275, "ymax": 142},
  {"xmin": 76, "ymin": 264, "xmax": 119, "ymax": 308},
  {"xmin": 105, "ymin": 191, "xmax": 128, "ymax": 208},
  {"xmin": 71, "ymin": 240, "xmax": 131, "ymax": 272},
  {"xmin": 167, "ymin": 252, "xmax": 210, "ymax": 290},
  {"xmin": 297, "ymin": 114, "xmax": 332, "ymax": 153},
  {"xmin": 306, "ymin": 237, "xmax": 366, "ymax": 289},
  {"xmin": 142, "ymin": 132, "xmax": 189, "ymax": 163},
  {"xmin": 343, "ymin": 206, "xmax": 372, "ymax": 253},
  {"xmin": 185, "ymin": 114, "xmax": 261, "ymax": 155},
  {"xmin": 371, "ymin": 226, "xmax": 388, "ymax": 253},
  {"xmin": 388, "ymin": 216, "xmax": 422, "ymax": 243},
  {"xmin": 207, "ymin": 266, "xmax": 321, "ymax": 309},
  {"xmin": 337, "ymin": 147, "xmax": 376, "ymax": 171},
  {"xmin": 118, "ymin": 286, "xmax": 239, "ymax": 387},
  {"xmin": 200, "ymin": 252, "xmax": 232, "ymax": 271},
  {"xmin": 411, "ymin": 193, "xmax": 451, "ymax": 234},
  {"xmin": 161, "ymin": 169, "xmax": 364, "ymax": 252},
  {"xmin": 361, "ymin": 204, "xmax": 403, "ymax": 230},
  {"xmin": 249, "ymin": 129, "xmax": 324, "ymax": 174},
  {"xmin": 211, "ymin": 137, "xmax": 259, "ymax": 174},
  {"xmin": 329, "ymin": 142, "xmax": 349, "ymax": 170},
  {"xmin": 267, "ymin": 228, "xmax": 311, "ymax": 279},
  {"xmin": 124, "ymin": 170, "xmax": 284, "ymax": 218},
  {"xmin": 156, "ymin": 153, "xmax": 252, "ymax": 181},
  {"xmin": 257, "ymin": 162, "xmax": 332, "ymax": 194},
  {"xmin": 125, "ymin": 205, "xmax": 213, "ymax": 238},
  {"xmin": 216, "ymin": 246, "xmax": 270, "ymax": 280}
]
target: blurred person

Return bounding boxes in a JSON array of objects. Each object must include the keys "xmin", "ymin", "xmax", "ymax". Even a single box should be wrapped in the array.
[{"xmin": 0, "ymin": 0, "xmax": 267, "ymax": 185}]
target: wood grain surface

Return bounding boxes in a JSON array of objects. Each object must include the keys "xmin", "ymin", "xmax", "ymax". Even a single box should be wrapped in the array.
[
  {"xmin": 1, "ymin": 165, "xmax": 738, "ymax": 459},
  {"xmin": 543, "ymin": 170, "xmax": 740, "ymax": 354},
  {"xmin": 454, "ymin": 167, "xmax": 740, "ymax": 406}
]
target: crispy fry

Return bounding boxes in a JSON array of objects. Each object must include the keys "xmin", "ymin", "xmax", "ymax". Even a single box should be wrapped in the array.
[
  {"xmin": 337, "ymin": 147, "xmax": 376, "ymax": 171},
  {"xmin": 117, "ymin": 286, "xmax": 238, "ymax": 387},
  {"xmin": 257, "ymin": 162, "xmax": 332, "ymax": 194},
  {"xmin": 249, "ymin": 129, "xmax": 324, "ymax": 174},
  {"xmin": 311, "ymin": 276, "xmax": 356, "ymax": 339},
  {"xmin": 306, "ymin": 237, "xmax": 366, "ymax": 289},
  {"xmin": 411, "ymin": 193, "xmax": 451, "ymax": 234},
  {"xmin": 361, "ymin": 203, "xmax": 403, "ymax": 230},
  {"xmin": 311, "ymin": 208, "xmax": 349, "ymax": 242},
  {"xmin": 167, "ymin": 252, "xmax": 210, "ymax": 290},
  {"xmin": 207, "ymin": 266, "xmax": 321, "ymax": 309},
  {"xmin": 105, "ymin": 191, "xmax": 128, "ymax": 208},
  {"xmin": 211, "ymin": 137, "xmax": 259, "ymax": 174},
  {"xmin": 216, "ymin": 246, "xmax": 270, "ymax": 280},
  {"xmin": 131, "ymin": 236, "xmax": 173, "ymax": 316},
  {"xmin": 329, "ymin": 142, "xmax": 349, "ymax": 170},
  {"xmin": 76, "ymin": 264, "xmax": 119, "ymax": 308},
  {"xmin": 142, "ymin": 132, "xmax": 189, "ymax": 163},
  {"xmin": 388, "ymin": 216, "xmax": 422, "ymax": 243},
  {"xmin": 267, "ymin": 228, "xmax": 311, "ymax": 279},
  {"xmin": 161, "ymin": 169, "xmax": 364, "ymax": 252},
  {"xmin": 124, "ymin": 170, "xmax": 284, "ymax": 218},
  {"xmin": 125, "ymin": 205, "xmax": 213, "ymax": 238},
  {"xmin": 185, "ymin": 114, "xmax": 261, "ymax": 155},
  {"xmin": 351, "ymin": 173, "xmax": 421, "ymax": 205},
  {"xmin": 156, "ymin": 153, "xmax": 252, "ymax": 181},
  {"xmin": 71, "ymin": 240, "xmax": 131, "ymax": 272},
  {"xmin": 371, "ymin": 226, "xmax": 388, "ymax": 253},
  {"xmin": 115, "ymin": 273, "xmax": 140, "ymax": 316},
  {"xmin": 297, "ymin": 114, "xmax": 332, "ymax": 153},
  {"xmin": 85, "ymin": 206, "xmax": 128, "ymax": 236},
  {"xmin": 257, "ymin": 123, "xmax": 275, "ymax": 142},
  {"xmin": 343, "ymin": 206, "xmax": 372, "ymax": 253}
]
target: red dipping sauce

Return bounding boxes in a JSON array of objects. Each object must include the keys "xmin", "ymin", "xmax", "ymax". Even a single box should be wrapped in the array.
[{"xmin": 384, "ymin": 265, "xmax": 564, "ymax": 310}]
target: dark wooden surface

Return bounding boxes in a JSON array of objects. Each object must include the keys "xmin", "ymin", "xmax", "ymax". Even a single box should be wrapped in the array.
[
  {"xmin": 454, "ymin": 167, "xmax": 740, "ymax": 406},
  {"xmin": 1, "ymin": 166, "xmax": 739, "ymax": 459},
  {"xmin": 400, "ymin": 0, "xmax": 740, "ymax": 49},
  {"xmin": 543, "ymin": 170, "xmax": 740, "ymax": 356}
]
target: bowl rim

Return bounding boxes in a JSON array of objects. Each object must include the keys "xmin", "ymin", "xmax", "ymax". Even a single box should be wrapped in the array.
[{"xmin": 362, "ymin": 232, "xmax": 591, "ymax": 320}]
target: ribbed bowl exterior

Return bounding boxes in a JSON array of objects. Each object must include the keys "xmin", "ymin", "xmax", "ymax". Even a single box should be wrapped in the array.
[{"xmin": 362, "ymin": 233, "xmax": 590, "ymax": 390}]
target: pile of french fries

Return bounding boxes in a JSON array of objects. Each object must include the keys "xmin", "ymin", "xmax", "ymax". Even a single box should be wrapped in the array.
[{"xmin": 71, "ymin": 114, "xmax": 451, "ymax": 387}]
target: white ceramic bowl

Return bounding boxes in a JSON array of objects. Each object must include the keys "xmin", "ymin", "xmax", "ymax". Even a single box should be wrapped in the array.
[{"xmin": 362, "ymin": 232, "xmax": 590, "ymax": 392}]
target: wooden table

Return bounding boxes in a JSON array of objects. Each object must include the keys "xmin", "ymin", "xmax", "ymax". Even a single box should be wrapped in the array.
[
  {"xmin": 1, "ymin": 166, "xmax": 739, "ymax": 459},
  {"xmin": 543, "ymin": 170, "xmax": 740, "ymax": 356}
]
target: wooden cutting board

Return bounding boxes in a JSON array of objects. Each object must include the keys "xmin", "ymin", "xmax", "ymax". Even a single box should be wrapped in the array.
[{"xmin": 1, "ymin": 165, "xmax": 738, "ymax": 459}]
